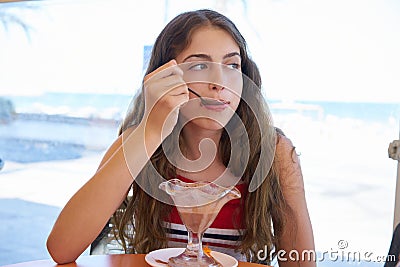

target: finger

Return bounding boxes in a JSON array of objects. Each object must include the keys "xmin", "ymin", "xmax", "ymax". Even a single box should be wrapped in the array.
[
  {"xmin": 147, "ymin": 75, "xmax": 187, "ymax": 100},
  {"xmin": 158, "ymin": 74, "xmax": 188, "ymax": 93},
  {"xmin": 151, "ymin": 86, "xmax": 188, "ymax": 108},
  {"xmin": 144, "ymin": 59, "xmax": 182, "ymax": 83},
  {"xmin": 169, "ymin": 84, "xmax": 189, "ymax": 97}
]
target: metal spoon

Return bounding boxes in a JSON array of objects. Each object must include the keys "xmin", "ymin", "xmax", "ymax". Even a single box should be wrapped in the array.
[{"xmin": 188, "ymin": 88, "xmax": 225, "ymax": 106}]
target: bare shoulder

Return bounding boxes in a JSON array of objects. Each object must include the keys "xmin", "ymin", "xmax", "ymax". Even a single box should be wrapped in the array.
[
  {"xmin": 275, "ymin": 132, "xmax": 298, "ymax": 166},
  {"xmin": 274, "ymin": 132, "xmax": 305, "ymax": 191}
]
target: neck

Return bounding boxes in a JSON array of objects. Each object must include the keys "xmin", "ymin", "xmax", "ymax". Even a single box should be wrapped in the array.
[{"xmin": 180, "ymin": 123, "xmax": 223, "ymax": 161}]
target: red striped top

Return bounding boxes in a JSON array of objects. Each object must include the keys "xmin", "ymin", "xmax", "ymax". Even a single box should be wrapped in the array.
[{"xmin": 163, "ymin": 175, "xmax": 248, "ymax": 256}]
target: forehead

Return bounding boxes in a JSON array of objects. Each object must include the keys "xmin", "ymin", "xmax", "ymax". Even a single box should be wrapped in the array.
[{"xmin": 176, "ymin": 26, "xmax": 240, "ymax": 62}]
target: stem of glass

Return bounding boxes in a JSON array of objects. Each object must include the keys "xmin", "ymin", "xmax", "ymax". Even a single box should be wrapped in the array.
[{"xmin": 186, "ymin": 229, "xmax": 204, "ymax": 259}]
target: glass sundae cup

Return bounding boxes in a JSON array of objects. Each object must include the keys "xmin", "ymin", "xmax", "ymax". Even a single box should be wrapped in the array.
[{"xmin": 159, "ymin": 178, "xmax": 241, "ymax": 267}]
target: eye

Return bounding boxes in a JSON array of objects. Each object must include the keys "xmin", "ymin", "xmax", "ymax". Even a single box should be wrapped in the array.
[
  {"xmin": 226, "ymin": 63, "xmax": 240, "ymax": 70},
  {"xmin": 189, "ymin": 63, "xmax": 208, "ymax": 71}
]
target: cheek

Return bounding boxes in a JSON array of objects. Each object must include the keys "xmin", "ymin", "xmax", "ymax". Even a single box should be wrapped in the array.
[
  {"xmin": 226, "ymin": 72, "xmax": 243, "ymax": 97},
  {"xmin": 225, "ymin": 76, "xmax": 242, "ymax": 100},
  {"xmin": 230, "ymin": 96, "xmax": 241, "ymax": 113},
  {"xmin": 224, "ymin": 86, "xmax": 242, "ymax": 110}
]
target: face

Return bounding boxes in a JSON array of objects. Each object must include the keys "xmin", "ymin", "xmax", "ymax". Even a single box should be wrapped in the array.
[{"xmin": 176, "ymin": 26, "xmax": 243, "ymax": 131}]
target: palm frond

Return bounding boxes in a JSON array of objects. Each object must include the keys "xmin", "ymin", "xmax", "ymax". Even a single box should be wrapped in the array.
[{"xmin": 0, "ymin": 1, "xmax": 39, "ymax": 38}]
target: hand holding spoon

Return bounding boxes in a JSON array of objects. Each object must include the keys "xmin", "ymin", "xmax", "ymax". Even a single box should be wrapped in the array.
[{"xmin": 187, "ymin": 88, "xmax": 225, "ymax": 106}]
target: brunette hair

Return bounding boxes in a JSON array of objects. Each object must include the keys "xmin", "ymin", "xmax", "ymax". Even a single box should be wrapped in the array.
[{"xmin": 112, "ymin": 9, "xmax": 292, "ymax": 264}]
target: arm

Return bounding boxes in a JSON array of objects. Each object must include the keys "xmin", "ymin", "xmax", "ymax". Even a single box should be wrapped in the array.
[
  {"xmin": 274, "ymin": 135, "xmax": 316, "ymax": 267},
  {"xmin": 46, "ymin": 125, "xmax": 158, "ymax": 264},
  {"xmin": 46, "ymin": 60, "xmax": 189, "ymax": 264}
]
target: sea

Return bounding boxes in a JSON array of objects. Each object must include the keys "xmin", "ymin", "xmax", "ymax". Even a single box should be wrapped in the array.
[
  {"xmin": 1, "ymin": 91, "xmax": 399, "ymax": 163},
  {"xmin": 3, "ymin": 92, "xmax": 400, "ymax": 123},
  {"xmin": 0, "ymin": 92, "xmax": 398, "ymax": 266}
]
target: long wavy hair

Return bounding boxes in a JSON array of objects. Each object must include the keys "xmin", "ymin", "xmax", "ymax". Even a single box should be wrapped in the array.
[{"xmin": 111, "ymin": 9, "xmax": 293, "ymax": 264}]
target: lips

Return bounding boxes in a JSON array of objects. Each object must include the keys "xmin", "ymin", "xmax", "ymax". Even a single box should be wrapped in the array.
[{"xmin": 202, "ymin": 100, "xmax": 230, "ymax": 111}]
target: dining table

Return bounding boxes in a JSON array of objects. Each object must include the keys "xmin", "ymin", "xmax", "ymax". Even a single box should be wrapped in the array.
[{"xmin": 1, "ymin": 254, "xmax": 270, "ymax": 267}]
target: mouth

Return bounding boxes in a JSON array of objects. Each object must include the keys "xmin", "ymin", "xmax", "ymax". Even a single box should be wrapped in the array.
[{"xmin": 202, "ymin": 100, "xmax": 230, "ymax": 111}]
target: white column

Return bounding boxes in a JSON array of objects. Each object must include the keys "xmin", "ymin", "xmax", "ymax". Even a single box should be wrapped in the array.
[
  {"xmin": 395, "ymin": 149, "xmax": 400, "ymax": 230},
  {"xmin": 394, "ymin": 121, "xmax": 400, "ymax": 230}
]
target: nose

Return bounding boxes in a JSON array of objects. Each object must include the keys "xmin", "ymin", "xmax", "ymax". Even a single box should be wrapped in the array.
[
  {"xmin": 208, "ymin": 82, "xmax": 224, "ymax": 92},
  {"xmin": 208, "ymin": 65, "xmax": 225, "ymax": 92}
]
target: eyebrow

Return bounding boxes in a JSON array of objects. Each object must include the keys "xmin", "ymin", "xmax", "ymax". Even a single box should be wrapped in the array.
[{"xmin": 183, "ymin": 52, "xmax": 241, "ymax": 62}]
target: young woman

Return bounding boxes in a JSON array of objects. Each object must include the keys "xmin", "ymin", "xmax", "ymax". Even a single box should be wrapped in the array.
[{"xmin": 47, "ymin": 9, "xmax": 315, "ymax": 266}]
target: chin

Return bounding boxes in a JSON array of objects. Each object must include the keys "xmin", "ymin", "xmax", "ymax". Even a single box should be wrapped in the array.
[{"xmin": 187, "ymin": 118, "xmax": 225, "ymax": 131}]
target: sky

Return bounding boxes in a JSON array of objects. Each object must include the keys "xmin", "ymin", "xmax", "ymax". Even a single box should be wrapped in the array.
[{"xmin": 0, "ymin": 0, "xmax": 400, "ymax": 103}]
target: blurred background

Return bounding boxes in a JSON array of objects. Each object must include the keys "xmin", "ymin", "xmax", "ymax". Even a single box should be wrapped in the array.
[{"xmin": 0, "ymin": 0, "xmax": 399, "ymax": 266}]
